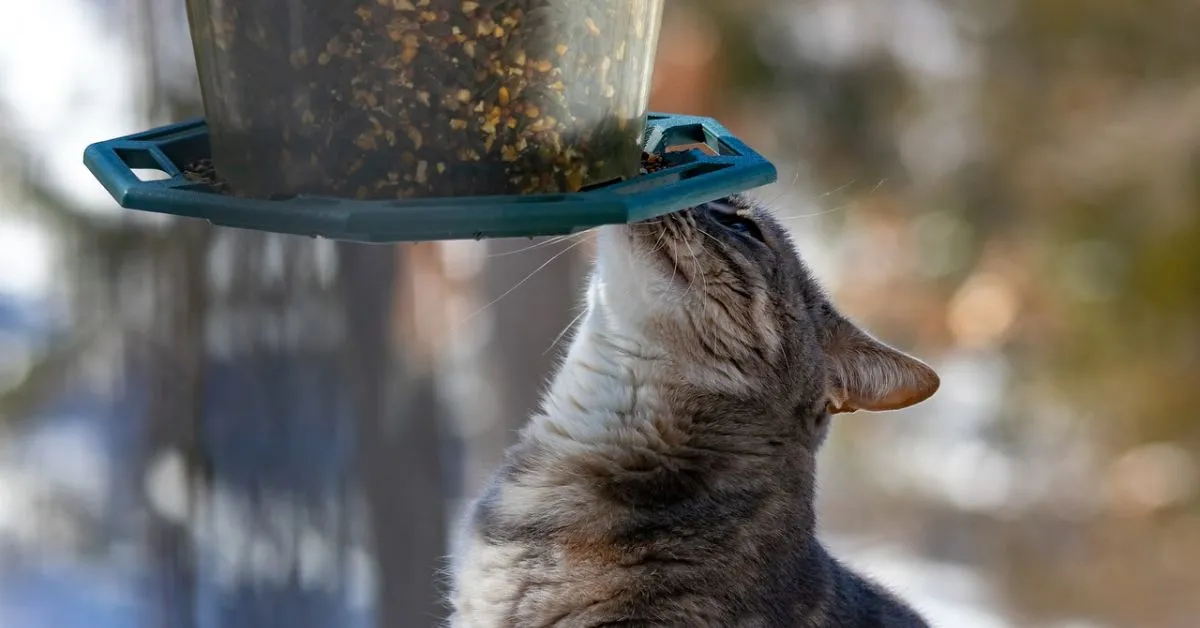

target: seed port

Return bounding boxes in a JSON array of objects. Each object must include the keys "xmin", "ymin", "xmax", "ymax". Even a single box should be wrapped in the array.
[
  {"xmin": 131, "ymin": 168, "xmax": 171, "ymax": 182},
  {"xmin": 83, "ymin": 112, "xmax": 777, "ymax": 243},
  {"xmin": 665, "ymin": 142, "xmax": 718, "ymax": 157}
]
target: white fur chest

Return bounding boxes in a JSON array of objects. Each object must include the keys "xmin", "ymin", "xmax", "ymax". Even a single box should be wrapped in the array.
[
  {"xmin": 444, "ymin": 522, "xmax": 533, "ymax": 628},
  {"xmin": 446, "ymin": 295, "xmax": 677, "ymax": 627}
]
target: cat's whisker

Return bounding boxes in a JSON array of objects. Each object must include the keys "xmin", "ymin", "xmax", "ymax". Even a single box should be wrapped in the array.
[
  {"xmin": 815, "ymin": 176, "xmax": 873, "ymax": 199},
  {"xmin": 485, "ymin": 231, "xmax": 587, "ymax": 258},
  {"xmin": 684, "ymin": 221, "xmax": 729, "ymax": 264},
  {"xmin": 759, "ymin": 176, "xmax": 884, "ymax": 218},
  {"xmin": 543, "ymin": 304, "xmax": 589, "ymax": 356},
  {"xmin": 631, "ymin": 218, "xmax": 665, "ymax": 237},
  {"xmin": 663, "ymin": 220, "xmax": 681, "ymax": 288},
  {"xmin": 773, "ymin": 204, "xmax": 851, "ymax": 222},
  {"xmin": 627, "ymin": 222, "xmax": 667, "ymax": 270},
  {"xmin": 648, "ymin": 221, "xmax": 671, "ymax": 257},
  {"xmin": 756, "ymin": 167, "xmax": 805, "ymax": 208},
  {"xmin": 454, "ymin": 238, "xmax": 586, "ymax": 328},
  {"xmin": 776, "ymin": 178, "xmax": 888, "ymax": 222},
  {"xmin": 680, "ymin": 229, "xmax": 708, "ymax": 300},
  {"xmin": 697, "ymin": 228, "xmax": 731, "ymax": 253}
]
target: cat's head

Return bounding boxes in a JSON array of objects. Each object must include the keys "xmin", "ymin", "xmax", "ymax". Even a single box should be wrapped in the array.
[{"xmin": 593, "ymin": 195, "xmax": 939, "ymax": 447}]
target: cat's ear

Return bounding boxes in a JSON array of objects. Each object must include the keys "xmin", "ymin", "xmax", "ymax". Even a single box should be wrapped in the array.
[{"xmin": 821, "ymin": 316, "xmax": 940, "ymax": 414}]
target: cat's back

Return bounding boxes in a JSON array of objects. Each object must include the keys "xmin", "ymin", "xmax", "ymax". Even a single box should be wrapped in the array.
[
  {"xmin": 450, "ymin": 500, "xmax": 929, "ymax": 628},
  {"xmin": 446, "ymin": 452, "xmax": 799, "ymax": 627},
  {"xmin": 806, "ymin": 552, "xmax": 931, "ymax": 628},
  {"xmin": 446, "ymin": 459, "xmax": 865, "ymax": 628}
]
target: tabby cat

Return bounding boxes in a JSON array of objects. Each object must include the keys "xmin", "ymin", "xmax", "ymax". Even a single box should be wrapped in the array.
[{"xmin": 448, "ymin": 196, "xmax": 940, "ymax": 627}]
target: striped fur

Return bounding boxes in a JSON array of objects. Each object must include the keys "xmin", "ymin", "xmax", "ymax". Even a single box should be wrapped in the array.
[{"xmin": 448, "ymin": 196, "xmax": 939, "ymax": 627}]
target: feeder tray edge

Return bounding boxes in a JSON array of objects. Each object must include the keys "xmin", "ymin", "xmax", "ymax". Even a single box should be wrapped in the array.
[{"xmin": 83, "ymin": 112, "xmax": 778, "ymax": 243}]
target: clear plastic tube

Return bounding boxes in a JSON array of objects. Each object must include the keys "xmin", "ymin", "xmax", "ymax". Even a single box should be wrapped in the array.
[{"xmin": 185, "ymin": 0, "xmax": 665, "ymax": 200}]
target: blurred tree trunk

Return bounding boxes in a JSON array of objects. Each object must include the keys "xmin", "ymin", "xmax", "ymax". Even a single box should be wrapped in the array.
[
  {"xmin": 342, "ymin": 243, "xmax": 448, "ymax": 628},
  {"xmin": 139, "ymin": 221, "xmax": 209, "ymax": 628},
  {"xmin": 135, "ymin": 226, "xmax": 446, "ymax": 628}
]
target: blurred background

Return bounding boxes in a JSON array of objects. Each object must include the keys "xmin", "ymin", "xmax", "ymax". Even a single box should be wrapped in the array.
[{"xmin": 0, "ymin": 0, "xmax": 1198, "ymax": 626}]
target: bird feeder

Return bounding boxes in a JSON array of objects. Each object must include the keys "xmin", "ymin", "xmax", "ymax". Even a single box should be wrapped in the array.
[{"xmin": 84, "ymin": 0, "xmax": 777, "ymax": 242}]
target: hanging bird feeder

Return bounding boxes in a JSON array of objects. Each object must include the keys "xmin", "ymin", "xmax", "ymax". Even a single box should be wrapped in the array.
[{"xmin": 83, "ymin": 0, "xmax": 777, "ymax": 242}]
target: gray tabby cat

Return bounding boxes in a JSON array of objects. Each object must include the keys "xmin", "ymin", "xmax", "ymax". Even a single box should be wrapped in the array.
[{"xmin": 448, "ymin": 196, "xmax": 941, "ymax": 627}]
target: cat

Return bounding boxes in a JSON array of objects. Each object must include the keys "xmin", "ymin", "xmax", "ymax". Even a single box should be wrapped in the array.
[{"xmin": 446, "ymin": 195, "xmax": 941, "ymax": 627}]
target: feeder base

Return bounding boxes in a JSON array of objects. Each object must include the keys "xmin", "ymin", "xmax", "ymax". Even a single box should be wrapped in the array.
[{"xmin": 83, "ymin": 113, "xmax": 777, "ymax": 243}]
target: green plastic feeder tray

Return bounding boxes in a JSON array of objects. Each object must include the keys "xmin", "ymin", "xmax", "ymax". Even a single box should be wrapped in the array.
[{"xmin": 82, "ymin": 112, "xmax": 777, "ymax": 242}]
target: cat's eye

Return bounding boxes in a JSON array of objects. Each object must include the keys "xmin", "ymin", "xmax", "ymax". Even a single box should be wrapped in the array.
[{"xmin": 714, "ymin": 213, "xmax": 765, "ymax": 242}]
